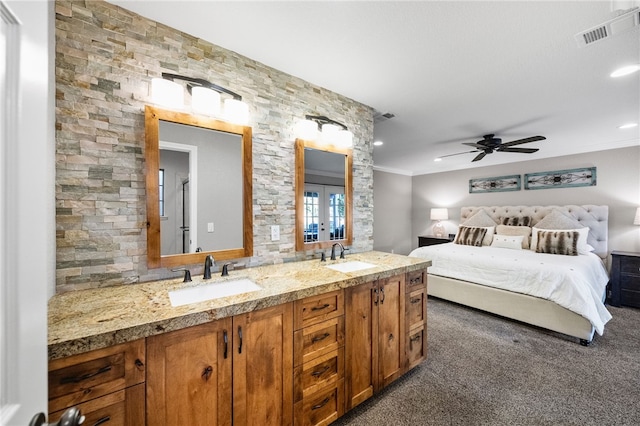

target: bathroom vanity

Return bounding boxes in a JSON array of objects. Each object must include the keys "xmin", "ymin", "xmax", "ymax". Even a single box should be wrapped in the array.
[{"xmin": 47, "ymin": 252, "xmax": 430, "ymax": 425}]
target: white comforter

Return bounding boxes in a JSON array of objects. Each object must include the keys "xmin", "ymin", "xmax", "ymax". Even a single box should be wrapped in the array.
[{"xmin": 409, "ymin": 243, "xmax": 612, "ymax": 335}]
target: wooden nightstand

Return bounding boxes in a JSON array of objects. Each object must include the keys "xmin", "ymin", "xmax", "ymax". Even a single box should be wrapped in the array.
[
  {"xmin": 609, "ymin": 251, "xmax": 640, "ymax": 308},
  {"xmin": 417, "ymin": 236, "xmax": 451, "ymax": 247}
]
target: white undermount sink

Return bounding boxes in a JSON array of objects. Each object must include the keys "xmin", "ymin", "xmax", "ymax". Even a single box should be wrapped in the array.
[
  {"xmin": 325, "ymin": 261, "xmax": 377, "ymax": 273},
  {"xmin": 168, "ymin": 279, "xmax": 262, "ymax": 307}
]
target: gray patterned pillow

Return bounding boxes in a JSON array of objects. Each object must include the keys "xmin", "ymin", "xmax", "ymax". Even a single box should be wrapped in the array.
[
  {"xmin": 535, "ymin": 230, "xmax": 579, "ymax": 256},
  {"xmin": 462, "ymin": 209, "xmax": 498, "ymax": 227},
  {"xmin": 535, "ymin": 209, "xmax": 581, "ymax": 230},
  {"xmin": 454, "ymin": 226, "xmax": 488, "ymax": 247},
  {"xmin": 501, "ymin": 216, "xmax": 532, "ymax": 227}
]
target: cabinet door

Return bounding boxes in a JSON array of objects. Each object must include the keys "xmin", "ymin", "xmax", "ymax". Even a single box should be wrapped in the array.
[
  {"xmin": 146, "ymin": 319, "xmax": 233, "ymax": 426},
  {"xmin": 377, "ymin": 274, "xmax": 405, "ymax": 388},
  {"xmin": 344, "ymin": 281, "xmax": 377, "ymax": 410},
  {"xmin": 233, "ymin": 303, "xmax": 294, "ymax": 426}
]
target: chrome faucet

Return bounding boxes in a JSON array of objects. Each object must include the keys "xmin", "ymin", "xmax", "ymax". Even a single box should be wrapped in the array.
[
  {"xmin": 330, "ymin": 242, "xmax": 346, "ymax": 260},
  {"xmin": 204, "ymin": 254, "xmax": 214, "ymax": 279}
]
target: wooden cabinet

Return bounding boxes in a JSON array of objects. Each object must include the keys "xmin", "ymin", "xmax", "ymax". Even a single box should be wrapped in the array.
[
  {"xmin": 344, "ymin": 274, "xmax": 405, "ymax": 410},
  {"xmin": 609, "ymin": 251, "xmax": 640, "ymax": 308},
  {"xmin": 146, "ymin": 303, "xmax": 293, "ymax": 426},
  {"xmin": 405, "ymin": 269, "xmax": 427, "ymax": 370},
  {"xmin": 293, "ymin": 290, "xmax": 345, "ymax": 426},
  {"xmin": 48, "ymin": 339, "xmax": 146, "ymax": 426}
]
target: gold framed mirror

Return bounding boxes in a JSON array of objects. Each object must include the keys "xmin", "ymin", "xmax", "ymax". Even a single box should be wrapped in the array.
[
  {"xmin": 145, "ymin": 105, "xmax": 253, "ymax": 268},
  {"xmin": 295, "ymin": 138, "xmax": 353, "ymax": 251}
]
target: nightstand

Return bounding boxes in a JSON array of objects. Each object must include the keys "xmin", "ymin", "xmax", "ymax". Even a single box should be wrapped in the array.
[
  {"xmin": 418, "ymin": 236, "xmax": 451, "ymax": 247},
  {"xmin": 609, "ymin": 251, "xmax": 640, "ymax": 308}
]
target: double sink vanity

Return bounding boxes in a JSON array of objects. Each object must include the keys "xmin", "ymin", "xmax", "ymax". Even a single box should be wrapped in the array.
[{"xmin": 48, "ymin": 252, "xmax": 430, "ymax": 425}]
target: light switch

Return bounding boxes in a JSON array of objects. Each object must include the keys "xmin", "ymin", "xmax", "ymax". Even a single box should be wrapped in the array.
[
  {"xmin": 271, "ymin": 225, "xmax": 280, "ymax": 241},
  {"xmin": 208, "ymin": 222, "xmax": 214, "ymax": 233}
]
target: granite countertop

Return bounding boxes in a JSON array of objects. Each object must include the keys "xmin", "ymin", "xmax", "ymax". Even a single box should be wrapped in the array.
[{"xmin": 48, "ymin": 251, "xmax": 431, "ymax": 360}]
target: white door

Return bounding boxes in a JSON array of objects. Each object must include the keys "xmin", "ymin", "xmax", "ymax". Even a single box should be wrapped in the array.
[{"xmin": 0, "ymin": 1, "xmax": 53, "ymax": 425}]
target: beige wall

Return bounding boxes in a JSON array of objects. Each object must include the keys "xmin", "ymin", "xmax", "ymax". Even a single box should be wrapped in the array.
[
  {"xmin": 373, "ymin": 171, "xmax": 413, "ymax": 254},
  {"xmin": 410, "ymin": 146, "xmax": 640, "ymax": 254}
]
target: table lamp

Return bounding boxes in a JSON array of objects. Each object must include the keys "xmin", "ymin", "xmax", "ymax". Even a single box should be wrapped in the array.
[{"xmin": 430, "ymin": 208, "xmax": 448, "ymax": 238}]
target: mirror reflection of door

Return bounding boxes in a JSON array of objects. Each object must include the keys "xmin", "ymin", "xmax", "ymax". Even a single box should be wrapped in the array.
[{"xmin": 303, "ymin": 184, "xmax": 345, "ymax": 242}]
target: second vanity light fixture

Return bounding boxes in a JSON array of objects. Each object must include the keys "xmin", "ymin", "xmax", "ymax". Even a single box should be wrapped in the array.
[
  {"xmin": 295, "ymin": 115, "xmax": 353, "ymax": 148},
  {"xmin": 151, "ymin": 72, "xmax": 249, "ymax": 125}
]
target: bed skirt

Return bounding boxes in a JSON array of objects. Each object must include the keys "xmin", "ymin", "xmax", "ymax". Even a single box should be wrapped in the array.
[{"xmin": 427, "ymin": 274, "xmax": 597, "ymax": 343}]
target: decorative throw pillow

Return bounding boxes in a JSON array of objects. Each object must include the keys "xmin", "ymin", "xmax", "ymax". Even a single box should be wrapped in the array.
[
  {"xmin": 534, "ymin": 209, "xmax": 582, "ymax": 230},
  {"xmin": 454, "ymin": 226, "xmax": 488, "ymax": 247},
  {"xmin": 534, "ymin": 230, "xmax": 579, "ymax": 256},
  {"xmin": 491, "ymin": 234, "xmax": 524, "ymax": 250},
  {"xmin": 462, "ymin": 209, "xmax": 498, "ymax": 227},
  {"xmin": 495, "ymin": 225, "xmax": 531, "ymax": 249},
  {"xmin": 531, "ymin": 226, "xmax": 590, "ymax": 254},
  {"xmin": 500, "ymin": 216, "xmax": 532, "ymax": 227}
]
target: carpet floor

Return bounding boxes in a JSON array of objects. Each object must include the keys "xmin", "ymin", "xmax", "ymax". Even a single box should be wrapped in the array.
[{"xmin": 334, "ymin": 297, "xmax": 639, "ymax": 426}]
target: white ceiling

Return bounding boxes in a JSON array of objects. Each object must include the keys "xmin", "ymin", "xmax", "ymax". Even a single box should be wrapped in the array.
[{"xmin": 109, "ymin": 1, "xmax": 640, "ymax": 175}]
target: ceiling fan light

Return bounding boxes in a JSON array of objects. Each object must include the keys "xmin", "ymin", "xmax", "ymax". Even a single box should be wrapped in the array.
[{"xmin": 618, "ymin": 122, "xmax": 638, "ymax": 129}]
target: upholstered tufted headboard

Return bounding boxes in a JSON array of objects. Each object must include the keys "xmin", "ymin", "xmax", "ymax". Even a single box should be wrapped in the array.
[{"xmin": 460, "ymin": 205, "xmax": 608, "ymax": 258}]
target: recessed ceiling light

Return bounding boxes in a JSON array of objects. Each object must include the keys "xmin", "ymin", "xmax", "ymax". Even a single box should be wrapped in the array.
[
  {"xmin": 618, "ymin": 122, "xmax": 638, "ymax": 129},
  {"xmin": 610, "ymin": 64, "xmax": 640, "ymax": 78},
  {"xmin": 434, "ymin": 157, "xmax": 442, "ymax": 162},
  {"xmin": 373, "ymin": 140, "xmax": 384, "ymax": 146}
]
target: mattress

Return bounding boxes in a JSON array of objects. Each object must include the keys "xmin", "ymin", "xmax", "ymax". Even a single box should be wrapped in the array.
[{"xmin": 409, "ymin": 243, "xmax": 612, "ymax": 335}]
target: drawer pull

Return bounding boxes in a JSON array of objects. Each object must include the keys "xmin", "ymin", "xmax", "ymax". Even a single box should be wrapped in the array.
[
  {"xmin": 312, "ymin": 397, "xmax": 331, "ymax": 410},
  {"xmin": 311, "ymin": 365, "xmax": 330, "ymax": 378},
  {"xmin": 135, "ymin": 359, "xmax": 144, "ymax": 369},
  {"xmin": 311, "ymin": 332, "xmax": 330, "ymax": 343},
  {"xmin": 410, "ymin": 277, "xmax": 422, "ymax": 284},
  {"xmin": 373, "ymin": 287, "xmax": 379, "ymax": 305},
  {"xmin": 93, "ymin": 416, "xmax": 111, "ymax": 426},
  {"xmin": 202, "ymin": 365, "xmax": 213, "ymax": 381},
  {"xmin": 311, "ymin": 303, "xmax": 330, "ymax": 311},
  {"xmin": 60, "ymin": 365, "xmax": 112, "ymax": 384},
  {"xmin": 223, "ymin": 330, "xmax": 228, "ymax": 359},
  {"xmin": 410, "ymin": 334, "xmax": 421, "ymax": 343},
  {"xmin": 410, "ymin": 297, "xmax": 421, "ymax": 304},
  {"xmin": 238, "ymin": 326, "xmax": 243, "ymax": 354}
]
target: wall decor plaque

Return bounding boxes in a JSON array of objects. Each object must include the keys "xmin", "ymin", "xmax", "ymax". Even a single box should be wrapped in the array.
[
  {"xmin": 469, "ymin": 174, "xmax": 521, "ymax": 193},
  {"xmin": 524, "ymin": 167, "xmax": 596, "ymax": 190}
]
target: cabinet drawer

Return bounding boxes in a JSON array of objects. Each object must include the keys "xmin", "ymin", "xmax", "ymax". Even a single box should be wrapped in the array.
[
  {"xmin": 406, "ymin": 288, "xmax": 426, "ymax": 327},
  {"xmin": 621, "ymin": 286, "xmax": 640, "ymax": 308},
  {"xmin": 50, "ymin": 383, "xmax": 145, "ymax": 426},
  {"xmin": 619, "ymin": 256, "xmax": 640, "ymax": 275},
  {"xmin": 406, "ymin": 325, "xmax": 427, "ymax": 370},
  {"xmin": 294, "ymin": 317, "xmax": 344, "ymax": 366},
  {"xmin": 294, "ymin": 290, "xmax": 344, "ymax": 329},
  {"xmin": 294, "ymin": 379, "xmax": 344, "ymax": 426},
  {"xmin": 48, "ymin": 339, "xmax": 145, "ymax": 413},
  {"xmin": 406, "ymin": 270, "xmax": 425, "ymax": 292},
  {"xmin": 294, "ymin": 348, "xmax": 344, "ymax": 401},
  {"xmin": 620, "ymin": 274, "xmax": 640, "ymax": 291}
]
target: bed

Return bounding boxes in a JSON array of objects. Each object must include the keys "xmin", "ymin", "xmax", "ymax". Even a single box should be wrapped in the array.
[{"xmin": 409, "ymin": 205, "xmax": 611, "ymax": 345}]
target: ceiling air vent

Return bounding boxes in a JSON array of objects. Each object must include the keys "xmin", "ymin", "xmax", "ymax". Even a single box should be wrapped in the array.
[
  {"xmin": 575, "ymin": 7, "xmax": 640, "ymax": 47},
  {"xmin": 373, "ymin": 111, "xmax": 395, "ymax": 124}
]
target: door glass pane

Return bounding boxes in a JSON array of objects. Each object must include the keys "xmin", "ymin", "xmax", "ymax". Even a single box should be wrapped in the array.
[
  {"xmin": 304, "ymin": 191, "xmax": 319, "ymax": 242},
  {"xmin": 329, "ymin": 192, "xmax": 345, "ymax": 240}
]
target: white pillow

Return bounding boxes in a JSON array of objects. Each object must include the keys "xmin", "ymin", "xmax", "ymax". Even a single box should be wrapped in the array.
[
  {"xmin": 491, "ymin": 234, "xmax": 524, "ymax": 250},
  {"xmin": 456, "ymin": 225, "xmax": 494, "ymax": 246},
  {"xmin": 531, "ymin": 227, "xmax": 590, "ymax": 254}
]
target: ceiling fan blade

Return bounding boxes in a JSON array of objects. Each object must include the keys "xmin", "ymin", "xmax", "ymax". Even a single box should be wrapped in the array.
[
  {"xmin": 500, "ymin": 136, "xmax": 546, "ymax": 147},
  {"xmin": 439, "ymin": 150, "xmax": 477, "ymax": 158},
  {"xmin": 498, "ymin": 147, "xmax": 539, "ymax": 154},
  {"xmin": 462, "ymin": 142, "xmax": 486, "ymax": 149},
  {"xmin": 472, "ymin": 152, "xmax": 487, "ymax": 162}
]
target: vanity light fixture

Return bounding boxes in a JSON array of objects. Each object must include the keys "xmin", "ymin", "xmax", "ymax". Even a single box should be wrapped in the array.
[
  {"xmin": 430, "ymin": 208, "xmax": 448, "ymax": 238},
  {"xmin": 151, "ymin": 72, "xmax": 249, "ymax": 124},
  {"xmin": 295, "ymin": 115, "xmax": 353, "ymax": 148}
]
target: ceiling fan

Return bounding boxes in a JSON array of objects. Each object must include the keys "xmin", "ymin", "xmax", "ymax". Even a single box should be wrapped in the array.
[{"xmin": 440, "ymin": 134, "xmax": 546, "ymax": 162}]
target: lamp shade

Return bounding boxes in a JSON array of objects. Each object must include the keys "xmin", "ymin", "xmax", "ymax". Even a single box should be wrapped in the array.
[
  {"xmin": 430, "ymin": 208, "xmax": 449, "ymax": 221},
  {"xmin": 152, "ymin": 78, "xmax": 183, "ymax": 108},
  {"xmin": 634, "ymin": 207, "xmax": 640, "ymax": 225},
  {"xmin": 321, "ymin": 123, "xmax": 340, "ymax": 145},
  {"xmin": 192, "ymin": 86, "xmax": 221, "ymax": 116},
  {"xmin": 337, "ymin": 129, "xmax": 353, "ymax": 148},
  {"xmin": 223, "ymin": 98, "xmax": 249, "ymax": 125},
  {"xmin": 295, "ymin": 119, "xmax": 318, "ymax": 141}
]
